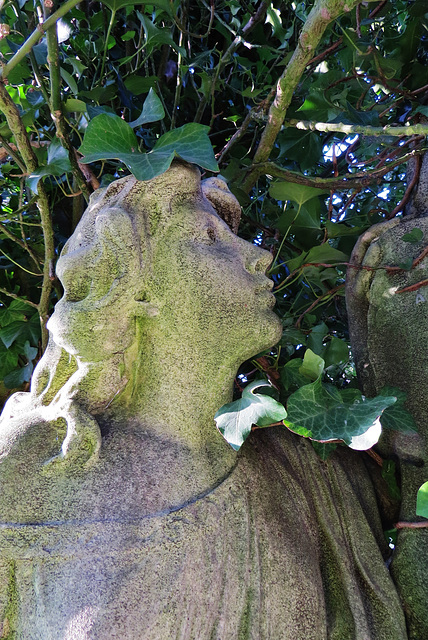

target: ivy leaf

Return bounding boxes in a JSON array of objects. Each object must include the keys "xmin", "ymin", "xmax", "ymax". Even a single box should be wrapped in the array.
[
  {"xmin": 153, "ymin": 123, "xmax": 218, "ymax": 171},
  {"xmin": 270, "ymin": 181, "xmax": 328, "ymax": 204},
  {"xmin": 382, "ymin": 460, "xmax": 401, "ymax": 501},
  {"xmin": 60, "ymin": 68, "xmax": 78, "ymax": 95},
  {"xmin": 214, "ymin": 380, "xmax": 287, "ymax": 451},
  {"xmin": 27, "ymin": 139, "xmax": 71, "ymax": 194},
  {"xmin": 23, "ymin": 340, "xmax": 38, "ymax": 363},
  {"xmin": 299, "ymin": 348, "xmax": 325, "ymax": 381},
  {"xmin": 101, "ymin": 0, "xmax": 141, "ymax": 9},
  {"xmin": 378, "ymin": 386, "xmax": 418, "ymax": 433},
  {"xmin": 311, "ymin": 441, "xmax": 337, "ymax": 460},
  {"xmin": 280, "ymin": 359, "xmax": 312, "ymax": 391},
  {"xmin": 323, "ymin": 337, "xmax": 349, "ymax": 366},
  {"xmin": 333, "ymin": 101, "xmax": 380, "ymax": 126},
  {"xmin": 26, "ymin": 90, "xmax": 45, "ymax": 106},
  {"xmin": 3, "ymin": 362, "xmax": 33, "ymax": 389},
  {"xmin": 79, "ymin": 116, "xmax": 218, "ymax": 180},
  {"xmin": 416, "ymin": 482, "xmax": 428, "ymax": 518},
  {"xmin": 307, "ymin": 321, "xmax": 328, "ymax": 355},
  {"xmin": 129, "ymin": 88, "xmax": 165, "ymax": 127},
  {"xmin": 64, "ymin": 99, "xmax": 87, "ymax": 113},
  {"xmin": 101, "ymin": 0, "xmax": 173, "ymax": 13},
  {"xmin": 401, "ymin": 228, "xmax": 423, "ymax": 243},
  {"xmin": 305, "ymin": 243, "xmax": 349, "ymax": 264},
  {"xmin": 138, "ymin": 12, "xmax": 185, "ymax": 55},
  {"xmin": 87, "ymin": 105, "xmax": 115, "ymax": 119},
  {"xmin": 285, "ymin": 379, "xmax": 396, "ymax": 449},
  {"xmin": 0, "ymin": 320, "xmax": 28, "ymax": 349},
  {"xmin": 276, "ymin": 201, "xmax": 321, "ymax": 231},
  {"xmin": 79, "ymin": 113, "xmax": 138, "ymax": 156},
  {"xmin": 124, "ymin": 75, "xmax": 157, "ymax": 95},
  {"xmin": 295, "ymin": 90, "xmax": 332, "ymax": 120},
  {"xmin": 0, "ymin": 299, "xmax": 35, "ymax": 325},
  {"xmin": 280, "ymin": 327, "xmax": 307, "ymax": 347},
  {"xmin": 0, "ymin": 341, "xmax": 18, "ymax": 379},
  {"xmin": 33, "ymin": 40, "xmax": 47, "ymax": 66},
  {"xmin": 325, "ymin": 220, "xmax": 365, "ymax": 238}
]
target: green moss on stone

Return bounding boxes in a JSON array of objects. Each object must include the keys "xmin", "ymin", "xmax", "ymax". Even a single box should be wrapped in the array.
[{"xmin": 1, "ymin": 561, "xmax": 17, "ymax": 640}]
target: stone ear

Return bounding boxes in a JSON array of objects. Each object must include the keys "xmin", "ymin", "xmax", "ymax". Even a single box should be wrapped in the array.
[{"xmin": 201, "ymin": 177, "xmax": 241, "ymax": 234}]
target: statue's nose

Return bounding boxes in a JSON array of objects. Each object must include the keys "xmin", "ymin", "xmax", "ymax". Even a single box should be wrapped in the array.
[{"xmin": 243, "ymin": 242, "xmax": 273, "ymax": 274}]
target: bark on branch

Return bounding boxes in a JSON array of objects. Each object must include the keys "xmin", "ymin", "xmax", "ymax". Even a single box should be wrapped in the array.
[
  {"xmin": 0, "ymin": 82, "xmax": 55, "ymax": 349},
  {"xmin": 250, "ymin": 149, "xmax": 424, "ymax": 190},
  {"xmin": 242, "ymin": 0, "xmax": 378, "ymax": 193},
  {"xmin": 284, "ymin": 119, "xmax": 428, "ymax": 137}
]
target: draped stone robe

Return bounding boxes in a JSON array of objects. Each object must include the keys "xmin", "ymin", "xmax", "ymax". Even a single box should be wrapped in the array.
[{"xmin": 0, "ymin": 416, "xmax": 406, "ymax": 639}]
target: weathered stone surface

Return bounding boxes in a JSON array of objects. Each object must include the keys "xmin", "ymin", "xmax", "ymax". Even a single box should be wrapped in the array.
[
  {"xmin": 0, "ymin": 162, "xmax": 406, "ymax": 638},
  {"xmin": 347, "ymin": 215, "xmax": 428, "ymax": 639}
]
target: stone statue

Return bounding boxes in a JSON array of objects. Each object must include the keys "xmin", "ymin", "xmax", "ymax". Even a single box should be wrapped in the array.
[
  {"xmin": 347, "ymin": 211, "xmax": 428, "ymax": 640},
  {"xmin": 0, "ymin": 162, "xmax": 407, "ymax": 638}
]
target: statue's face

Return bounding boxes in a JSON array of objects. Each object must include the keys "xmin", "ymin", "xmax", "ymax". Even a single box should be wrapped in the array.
[
  {"xmin": 47, "ymin": 178, "xmax": 282, "ymax": 365},
  {"xmin": 149, "ymin": 195, "xmax": 282, "ymax": 362}
]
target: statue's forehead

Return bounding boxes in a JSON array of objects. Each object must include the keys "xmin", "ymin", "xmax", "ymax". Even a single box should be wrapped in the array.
[{"xmin": 62, "ymin": 165, "xmax": 239, "ymax": 261}]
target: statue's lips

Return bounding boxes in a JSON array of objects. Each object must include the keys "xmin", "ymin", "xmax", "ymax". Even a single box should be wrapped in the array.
[{"xmin": 255, "ymin": 278, "xmax": 277, "ymax": 306}]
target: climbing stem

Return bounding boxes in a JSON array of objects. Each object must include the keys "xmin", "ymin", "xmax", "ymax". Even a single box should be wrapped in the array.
[
  {"xmin": 46, "ymin": 15, "xmax": 90, "ymax": 201},
  {"xmin": 0, "ymin": 82, "xmax": 55, "ymax": 349},
  {"xmin": 242, "ymin": 0, "xmax": 377, "ymax": 193}
]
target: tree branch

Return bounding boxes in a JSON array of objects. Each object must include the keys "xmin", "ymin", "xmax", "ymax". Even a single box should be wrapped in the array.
[
  {"xmin": 46, "ymin": 17, "xmax": 91, "ymax": 202},
  {"xmin": 0, "ymin": 135, "xmax": 26, "ymax": 172},
  {"xmin": 242, "ymin": 0, "xmax": 378, "ymax": 193},
  {"xmin": 0, "ymin": 287, "xmax": 38, "ymax": 308},
  {"xmin": 0, "ymin": 83, "xmax": 38, "ymax": 172},
  {"xmin": 284, "ymin": 119, "xmax": 428, "ymax": 137},
  {"xmin": 249, "ymin": 149, "xmax": 425, "ymax": 190},
  {"xmin": 0, "ymin": 222, "xmax": 42, "ymax": 270},
  {"xmin": 0, "ymin": 0, "xmax": 82, "ymax": 80},
  {"xmin": 36, "ymin": 185, "xmax": 55, "ymax": 350},
  {"xmin": 195, "ymin": 1, "xmax": 268, "ymax": 123},
  {"xmin": 0, "ymin": 82, "xmax": 54, "ymax": 349},
  {"xmin": 395, "ymin": 521, "xmax": 428, "ymax": 529}
]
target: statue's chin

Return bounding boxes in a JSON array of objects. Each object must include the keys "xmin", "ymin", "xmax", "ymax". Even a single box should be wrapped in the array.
[
  {"xmin": 239, "ymin": 311, "xmax": 282, "ymax": 362},
  {"xmin": 271, "ymin": 313, "xmax": 283, "ymax": 344}
]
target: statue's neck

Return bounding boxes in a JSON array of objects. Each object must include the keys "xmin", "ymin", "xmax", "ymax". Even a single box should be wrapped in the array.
[{"xmin": 93, "ymin": 336, "xmax": 239, "ymax": 483}]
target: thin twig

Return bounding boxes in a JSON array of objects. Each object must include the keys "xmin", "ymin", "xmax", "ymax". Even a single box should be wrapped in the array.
[
  {"xmin": 395, "ymin": 279, "xmax": 428, "ymax": 294},
  {"xmin": 1, "ymin": 0, "xmax": 83, "ymax": 79},
  {"xmin": 307, "ymin": 38, "xmax": 343, "ymax": 68},
  {"xmin": 0, "ymin": 135, "xmax": 26, "ymax": 172},
  {"xmin": 217, "ymin": 111, "xmax": 253, "ymax": 164},
  {"xmin": 0, "ymin": 287, "xmax": 38, "ymax": 308},
  {"xmin": 173, "ymin": 0, "xmax": 214, "ymax": 39},
  {"xmin": 412, "ymin": 245, "xmax": 428, "ymax": 269},
  {"xmin": 251, "ymin": 149, "xmax": 425, "ymax": 190},
  {"xmin": 0, "ymin": 221, "xmax": 42, "ymax": 269},
  {"xmin": 194, "ymin": 1, "xmax": 269, "ymax": 123},
  {"xmin": 395, "ymin": 521, "xmax": 428, "ymax": 529},
  {"xmin": 366, "ymin": 448, "xmax": 383, "ymax": 466},
  {"xmin": 356, "ymin": 3, "xmax": 362, "ymax": 38},
  {"xmin": 387, "ymin": 155, "xmax": 422, "ymax": 219},
  {"xmin": 170, "ymin": 28, "xmax": 184, "ymax": 129},
  {"xmin": 295, "ymin": 284, "xmax": 344, "ymax": 328}
]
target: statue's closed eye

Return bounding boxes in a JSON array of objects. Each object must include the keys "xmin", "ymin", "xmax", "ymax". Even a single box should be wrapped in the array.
[{"xmin": 61, "ymin": 269, "xmax": 92, "ymax": 302}]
